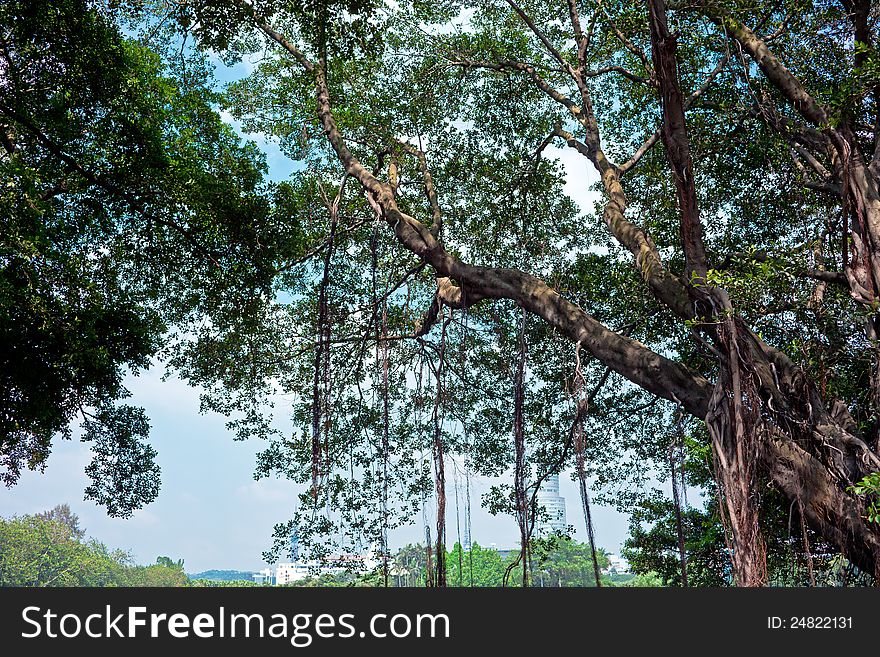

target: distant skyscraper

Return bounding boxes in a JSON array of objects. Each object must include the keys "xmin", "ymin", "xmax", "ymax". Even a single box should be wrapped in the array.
[
  {"xmin": 535, "ymin": 474, "xmax": 567, "ymax": 536},
  {"xmin": 290, "ymin": 526, "xmax": 299, "ymax": 562}
]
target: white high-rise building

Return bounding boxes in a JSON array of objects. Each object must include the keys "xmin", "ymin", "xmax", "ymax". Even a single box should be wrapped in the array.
[{"xmin": 535, "ymin": 474, "xmax": 567, "ymax": 536}]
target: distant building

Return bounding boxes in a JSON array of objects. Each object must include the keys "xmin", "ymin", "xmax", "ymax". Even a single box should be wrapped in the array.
[
  {"xmin": 273, "ymin": 545, "xmax": 380, "ymax": 585},
  {"xmin": 603, "ymin": 554, "xmax": 631, "ymax": 575},
  {"xmin": 252, "ymin": 567, "xmax": 274, "ymax": 585},
  {"xmin": 289, "ymin": 526, "xmax": 299, "ymax": 561},
  {"xmin": 534, "ymin": 474, "xmax": 567, "ymax": 536},
  {"xmin": 275, "ymin": 562, "xmax": 312, "ymax": 585}
]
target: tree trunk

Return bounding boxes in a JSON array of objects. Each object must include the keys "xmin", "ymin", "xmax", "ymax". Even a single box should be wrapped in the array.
[{"xmin": 705, "ymin": 318, "xmax": 767, "ymax": 586}]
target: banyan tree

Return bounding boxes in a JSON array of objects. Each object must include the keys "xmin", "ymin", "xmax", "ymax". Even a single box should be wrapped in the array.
[{"xmin": 3, "ymin": 0, "xmax": 880, "ymax": 586}]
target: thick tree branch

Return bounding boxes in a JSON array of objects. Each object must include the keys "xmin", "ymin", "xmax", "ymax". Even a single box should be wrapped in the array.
[
  {"xmin": 691, "ymin": 2, "xmax": 880, "ymax": 312},
  {"xmin": 648, "ymin": 0, "xmax": 709, "ymax": 282},
  {"xmin": 243, "ymin": 4, "xmax": 880, "ymax": 579},
  {"xmin": 802, "ymin": 268, "xmax": 849, "ymax": 286},
  {"xmin": 791, "ymin": 144, "xmax": 834, "ymax": 181},
  {"xmin": 566, "ymin": 0, "xmax": 588, "ymax": 67},
  {"xmin": 294, "ymin": 45, "xmax": 713, "ymax": 418},
  {"xmin": 692, "ymin": 2, "xmax": 827, "ymax": 126}
]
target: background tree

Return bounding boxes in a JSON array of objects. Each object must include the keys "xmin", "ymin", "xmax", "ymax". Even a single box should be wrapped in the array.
[
  {"xmin": 530, "ymin": 534, "xmax": 609, "ymax": 587},
  {"xmin": 35, "ymin": 504, "xmax": 85, "ymax": 541},
  {"xmin": 444, "ymin": 542, "xmax": 509, "ymax": 587},
  {"xmin": 0, "ymin": 506, "xmax": 189, "ymax": 586},
  {"xmin": 0, "ymin": 0, "xmax": 297, "ymax": 515}
]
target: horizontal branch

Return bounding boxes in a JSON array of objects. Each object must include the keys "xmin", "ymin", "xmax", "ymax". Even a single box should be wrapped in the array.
[
  {"xmin": 302, "ymin": 57, "xmax": 713, "ymax": 417},
  {"xmin": 802, "ymin": 268, "xmax": 849, "ymax": 286}
]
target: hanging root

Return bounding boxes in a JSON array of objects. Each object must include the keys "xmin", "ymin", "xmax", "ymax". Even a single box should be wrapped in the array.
[
  {"xmin": 310, "ymin": 194, "xmax": 339, "ymax": 504},
  {"xmin": 459, "ymin": 307, "xmax": 475, "ymax": 585},
  {"xmin": 424, "ymin": 524, "xmax": 434, "ymax": 587},
  {"xmin": 798, "ymin": 498, "xmax": 816, "ymax": 586},
  {"xmin": 572, "ymin": 341, "xmax": 603, "ymax": 587},
  {"xmin": 513, "ymin": 307, "xmax": 530, "ymax": 587},
  {"xmin": 454, "ymin": 468, "xmax": 463, "ymax": 586},
  {"xmin": 380, "ymin": 300, "xmax": 390, "ymax": 587},
  {"xmin": 705, "ymin": 315, "xmax": 768, "ymax": 587},
  {"xmin": 432, "ymin": 311, "xmax": 448, "ymax": 587},
  {"xmin": 670, "ymin": 398, "xmax": 689, "ymax": 586}
]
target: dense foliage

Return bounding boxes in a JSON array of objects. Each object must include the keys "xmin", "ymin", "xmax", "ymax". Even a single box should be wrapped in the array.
[
  {"xmin": 0, "ymin": 0, "xmax": 295, "ymax": 515},
  {"xmin": 190, "ymin": 569, "xmax": 261, "ymax": 582}
]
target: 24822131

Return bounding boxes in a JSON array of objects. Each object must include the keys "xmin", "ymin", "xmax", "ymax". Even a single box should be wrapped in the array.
[{"xmin": 768, "ymin": 616, "xmax": 853, "ymax": 629}]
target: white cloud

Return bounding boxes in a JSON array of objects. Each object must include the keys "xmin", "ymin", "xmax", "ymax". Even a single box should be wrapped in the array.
[
  {"xmin": 235, "ymin": 478, "xmax": 299, "ymax": 505},
  {"xmin": 545, "ymin": 144, "xmax": 602, "ymax": 216}
]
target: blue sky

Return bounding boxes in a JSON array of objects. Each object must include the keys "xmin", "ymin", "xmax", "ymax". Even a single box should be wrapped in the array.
[
  {"xmin": 0, "ymin": 50, "xmax": 634, "ymax": 575},
  {"xmin": 0, "ymin": 366, "xmax": 631, "ymax": 573}
]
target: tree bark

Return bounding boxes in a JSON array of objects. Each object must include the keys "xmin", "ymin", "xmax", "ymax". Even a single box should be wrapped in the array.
[
  {"xmin": 648, "ymin": 0, "xmax": 708, "ymax": 283},
  {"xmin": 650, "ymin": 0, "xmax": 768, "ymax": 585}
]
